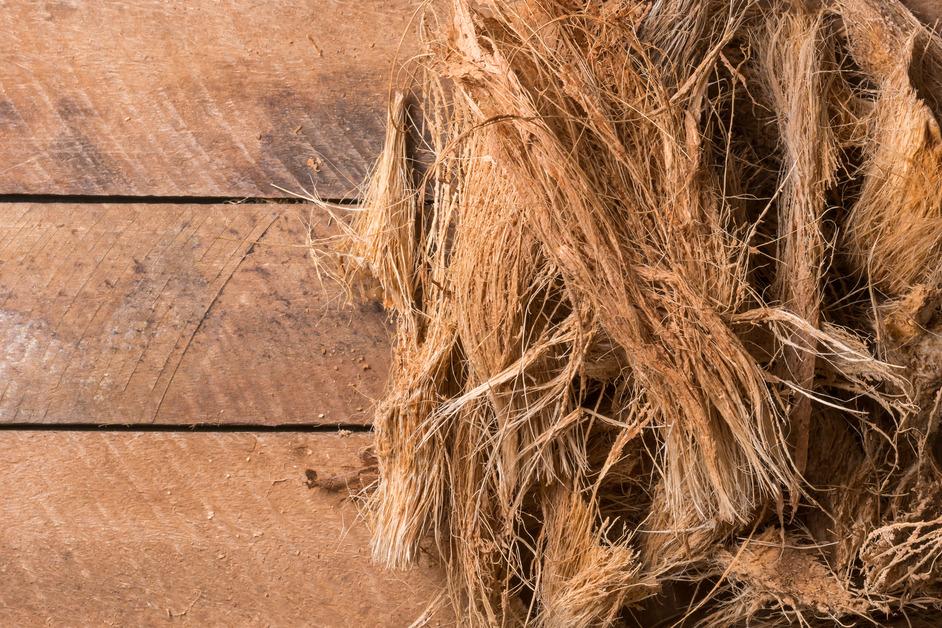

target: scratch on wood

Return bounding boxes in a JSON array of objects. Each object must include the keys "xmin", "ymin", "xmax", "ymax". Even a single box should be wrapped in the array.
[
  {"xmin": 0, "ymin": 204, "xmax": 391, "ymax": 424},
  {"xmin": 150, "ymin": 213, "xmax": 279, "ymax": 422}
]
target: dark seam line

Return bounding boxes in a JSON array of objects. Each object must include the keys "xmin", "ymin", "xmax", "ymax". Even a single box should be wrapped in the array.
[
  {"xmin": 0, "ymin": 422, "xmax": 373, "ymax": 433},
  {"xmin": 0, "ymin": 194, "xmax": 359, "ymax": 205}
]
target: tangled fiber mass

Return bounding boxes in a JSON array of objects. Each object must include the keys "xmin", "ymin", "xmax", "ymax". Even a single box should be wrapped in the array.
[{"xmin": 319, "ymin": 0, "xmax": 942, "ymax": 624}]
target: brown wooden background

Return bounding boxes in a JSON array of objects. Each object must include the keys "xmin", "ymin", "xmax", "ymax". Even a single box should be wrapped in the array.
[{"xmin": 0, "ymin": 1, "xmax": 447, "ymax": 624}]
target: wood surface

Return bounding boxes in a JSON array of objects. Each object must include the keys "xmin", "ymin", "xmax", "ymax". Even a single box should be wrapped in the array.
[
  {"xmin": 0, "ymin": 1, "xmax": 440, "ymax": 624},
  {"xmin": 0, "ymin": 431, "xmax": 448, "ymax": 626},
  {"xmin": 0, "ymin": 203, "xmax": 389, "ymax": 424},
  {"xmin": 0, "ymin": 1, "xmax": 417, "ymax": 199}
]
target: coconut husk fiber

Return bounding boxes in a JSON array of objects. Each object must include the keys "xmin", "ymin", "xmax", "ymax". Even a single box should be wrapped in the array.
[{"xmin": 314, "ymin": 0, "xmax": 942, "ymax": 624}]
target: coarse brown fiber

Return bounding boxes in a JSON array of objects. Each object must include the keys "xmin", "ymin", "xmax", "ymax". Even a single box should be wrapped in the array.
[{"xmin": 316, "ymin": 0, "xmax": 942, "ymax": 624}]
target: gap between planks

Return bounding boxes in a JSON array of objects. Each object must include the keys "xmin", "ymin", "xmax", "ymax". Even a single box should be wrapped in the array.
[
  {"xmin": 0, "ymin": 194, "xmax": 358, "ymax": 205},
  {"xmin": 0, "ymin": 423, "xmax": 373, "ymax": 433}
]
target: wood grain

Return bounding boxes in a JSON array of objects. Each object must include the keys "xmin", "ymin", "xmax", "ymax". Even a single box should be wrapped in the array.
[
  {"xmin": 0, "ymin": 1, "xmax": 417, "ymax": 198},
  {"xmin": 0, "ymin": 204, "xmax": 389, "ymax": 424},
  {"xmin": 0, "ymin": 432, "xmax": 447, "ymax": 626}
]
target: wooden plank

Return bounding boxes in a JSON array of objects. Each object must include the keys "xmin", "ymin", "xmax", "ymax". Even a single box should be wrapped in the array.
[
  {"xmin": 0, "ymin": 431, "xmax": 447, "ymax": 626},
  {"xmin": 0, "ymin": 1, "xmax": 416, "ymax": 198},
  {"xmin": 0, "ymin": 204, "xmax": 389, "ymax": 424}
]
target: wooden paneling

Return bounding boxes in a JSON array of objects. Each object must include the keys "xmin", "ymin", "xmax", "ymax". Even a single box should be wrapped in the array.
[
  {"xmin": 0, "ymin": 432, "xmax": 447, "ymax": 626},
  {"xmin": 0, "ymin": 204, "xmax": 389, "ymax": 424},
  {"xmin": 0, "ymin": 1, "xmax": 416, "ymax": 198}
]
